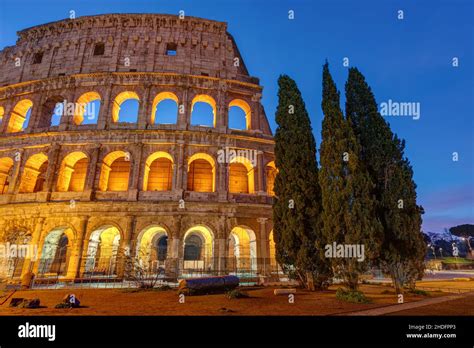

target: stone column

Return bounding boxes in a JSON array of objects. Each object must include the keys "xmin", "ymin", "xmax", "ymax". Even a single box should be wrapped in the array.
[
  {"xmin": 97, "ymin": 87, "xmax": 113, "ymax": 130},
  {"xmin": 137, "ymin": 85, "xmax": 151, "ymax": 129},
  {"xmin": 116, "ymin": 217, "xmax": 134, "ymax": 278},
  {"xmin": 175, "ymin": 140, "xmax": 185, "ymax": 191},
  {"xmin": 127, "ymin": 143, "xmax": 143, "ymax": 201},
  {"xmin": 179, "ymin": 88, "xmax": 191, "ymax": 130},
  {"xmin": 44, "ymin": 144, "xmax": 61, "ymax": 197},
  {"xmin": 256, "ymin": 151, "xmax": 265, "ymax": 194},
  {"xmin": 21, "ymin": 217, "xmax": 45, "ymax": 279},
  {"xmin": 82, "ymin": 145, "xmax": 100, "ymax": 200},
  {"xmin": 257, "ymin": 217, "xmax": 269, "ymax": 276},
  {"xmin": 65, "ymin": 217, "xmax": 88, "ymax": 280},
  {"xmin": 7, "ymin": 149, "xmax": 24, "ymax": 195}
]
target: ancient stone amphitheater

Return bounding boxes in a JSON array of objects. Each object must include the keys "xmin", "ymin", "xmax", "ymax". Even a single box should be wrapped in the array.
[{"xmin": 0, "ymin": 14, "xmax": 277, "ymax": 285}]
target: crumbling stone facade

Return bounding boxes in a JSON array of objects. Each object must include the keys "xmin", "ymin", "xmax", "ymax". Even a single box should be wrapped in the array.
[{"xmin": 0, "ymin": 14, "xmax": 277, "ymax": 283}]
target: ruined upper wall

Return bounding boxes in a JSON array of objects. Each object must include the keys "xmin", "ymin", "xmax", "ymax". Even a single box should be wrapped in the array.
[{"xmin": 0, "ymin": 14, "xmax": 256, "ymax": 87}]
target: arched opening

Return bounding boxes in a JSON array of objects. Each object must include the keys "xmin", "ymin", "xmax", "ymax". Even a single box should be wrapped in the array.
[
  {"xmin": 84, "ymin": 225, "xmax": 121, "ymax": 276},
  {"xmin": 187, "ymin": 153, "xmax": 215, "ymax": 192},
  {"xmin": 183, "ymin": 226, "xmax": 214, "ymax": 271},
  {"xmin": 228, "ymin": 226, "xmax": 257, "ymax": 273},
  {"xmin": 18, "ymin": 153, "xmax": 48, "ymax": 193},
  {"xmin": 266, "ymin": 161, "xmax": 277, "ymax": 196},
  {"xmin": 229, "ymin": 156, "xmax": 255, "ymax": 194},
  {"xmin": 151, "ymin": 92, "xmax": 178, "ymax": 124},
  {"xmin": 7, "ymin": 99, "xmax": 33, "ymax": 133},
  {"xmin": 38, "ymin": 96, "xmax": 64, "ymax": 128},
  {"xmin": 190, "ymin": 94, "xmax": 216, "ymax": 127},
  {"xmin": 143, "ymin": 152, "xmax": 173, "ymax": 191},
  {"xmin": 112, "ymin": 91, "xmax": 140, "ymax": 123},
  {"xmin": 228, "ymin": 99, "xmax": 251, "ymax": 130},
  {"xmin": 136, "ymin": 226, "xmax": 168, "ymax": 272},
  {"xmin": 56, "ymin": 152, "xmax": 89, "ymax": 192},
  {"xmin": 37, "ymin": 227, "xmax": 73, "ymax": 277},
  {"xmin": 74, "ymin": 92, "xmax": 101, "ymax": 125},
  {"xmin": 99, "ymin": 151, "xmax": 131, "ymax": 192},
  {"xmin": 0, "ymin": 157, "xmax": 14, "ymax": 194}
]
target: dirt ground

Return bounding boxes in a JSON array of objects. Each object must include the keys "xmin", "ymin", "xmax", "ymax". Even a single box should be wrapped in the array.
[{"xmin": 0, "ymin": 283, "xmax": 457, "ymax": 316}]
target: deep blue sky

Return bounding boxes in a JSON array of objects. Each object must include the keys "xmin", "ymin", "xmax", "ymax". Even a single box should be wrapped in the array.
[{"xmin": 0, "ymin": 0, "xmax": 472, "ymax": 234}]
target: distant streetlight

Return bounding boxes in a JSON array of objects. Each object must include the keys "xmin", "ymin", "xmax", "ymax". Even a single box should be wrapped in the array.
[{"xmin": 439, "ymin": 248, "xmax": 443, "ymax": 258}]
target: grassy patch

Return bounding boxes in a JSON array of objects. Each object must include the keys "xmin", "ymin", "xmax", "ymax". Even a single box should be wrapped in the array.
[
  {"xmin": 336, "ymin": 288, "xmax": 371, "ymax": 304},
  {"xmin": 441, "ymin": 257, "xmax": 474, "ymax": 264},
  {"xmin": 409, "ymin": 289, "xmax": 430, "ymax": 296}
]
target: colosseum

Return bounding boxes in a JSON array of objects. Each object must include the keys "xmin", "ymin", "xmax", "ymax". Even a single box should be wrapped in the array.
[{"xmin": 0, "ymin": 14, "xmax": 278, "ymax": 286}]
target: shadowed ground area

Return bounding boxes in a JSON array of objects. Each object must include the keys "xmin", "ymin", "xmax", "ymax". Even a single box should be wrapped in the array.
[{"xmin": 1, "ymin": 283, "xmax": 471, "ymax": 316}]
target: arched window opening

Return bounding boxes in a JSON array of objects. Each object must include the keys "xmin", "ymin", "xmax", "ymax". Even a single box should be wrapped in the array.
[
  {"xmin": 151, "ymin": 92, "xmax": 178, "ymax": 125},
  {"xmin": 228, "ymin": 99, "xmax": 251, "ymax": 130},
  {"xmin": 145, "ymin": 158, "xmax": 172, "ymax": 191},
  {"xmin": 18, "ymin": 153, "xmax": 48, "ymax": 193},
  {"xmin": 187, "ymin": 159, "xmax": 213, "ymax": 192},
  {"xmin": 56, "ymin": 152, "xmax": 89, "ymax": 192},
  {"xmin": 7, "ymin": 99, "xmax": 33, "ymax": 133},
  {"xmin": 266, "ymin": 162, "xmax": 277, "ymax": 196},
  {"xmin": 99, "ymin": 151, "xmax": 131, "ymax": 192},
  {"xmin": 229, "ymin": 163, "xmax": 249, "ymax": 194},
  {"xmin": 84, "ymin": 226, "xmax": 121, "ymax": 276},
  {"xmin": 184, "ymin": 234, "xmax": 203, "ymax": 261},
  {"xmin": 74, "ymin": 92, "xmax": 101, "ymax": 125},
  {"xmin": 190, "ymin": 95, "xmax": 216, "ymax": 127},
  {"xmin": 112, "ymin": 91, "xmax": 140, "ymax": 123}
]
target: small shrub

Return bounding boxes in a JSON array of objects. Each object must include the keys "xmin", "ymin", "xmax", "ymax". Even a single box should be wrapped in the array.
[
  {"xmin": 336, "ymin": 288, "xmax": 371, "ymax": 304},
  {"xmin": 409, "ymin": 289, "xmax": 430, "ymax": 296},
  {"xmin": 226, "ymin": 289, "xmax": 249, "ymax": 299}
]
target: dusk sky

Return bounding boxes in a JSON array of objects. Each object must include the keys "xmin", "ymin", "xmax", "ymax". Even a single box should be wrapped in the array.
[{"xmin": 0, "ymin": 0, "xmax": 472, "ymax": 234}]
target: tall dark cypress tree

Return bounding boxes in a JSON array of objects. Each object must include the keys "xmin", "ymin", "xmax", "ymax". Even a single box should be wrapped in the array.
[
  {"xmin": 273, "ymin": 74, "xmax": 331, "ymax": 291},
  {"xmin": 345, "ymin": 68, "xmax": 425, "ymax": 293},
  {"xmin": 319, "ymin": 63, "xmax": 382, "ymax": 290}
]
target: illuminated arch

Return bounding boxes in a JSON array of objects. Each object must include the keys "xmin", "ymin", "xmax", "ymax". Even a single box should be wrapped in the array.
[
  {"xmin": 0, "ymin": 157, "xmax": 14, "ymax": 194},
  {"xmin": 84, "ymin": 225, "xmax": 121, "ymax": 275},
  {"xmin": 112, "ymin": 91, "xmax": 140, "ymax": 123},
  {"xmin": 56, "ymin": 152, "xmax": 89, "ymax": 192},
  {"xmin": 266, "ymin": 161, "xmax": 277, "ymax": 196},
  {"xmin": 229, "ymin": 156, "xmax": 255, "ymax": 194},
  {"xmin": 98, "ymin": 151, "xmax": 131, "ymax": 192},
  {"xmin": 136, "ymin": 225, "xmax": 168, "ymax": 271},
  {"xmin": 183, "ymin": 225, "xmax": 214, "ymax": 270},
  {"xmin": 187, "ymin": 153, "xmax": 215, "ymax": 192},
  {"xmin": 7, "ymin": 99, "xmax": 33, "ymax": 133},
  {"xmin": 18, "ymin": 153, "xmax": 48, "ymax": 193},
  {"xmin": 150, "ymin": 92, "xmax": 179, "ymax": 124},
  {"xmin": 74, "ymin": 92, "xmax": 101, "ymax": 125},
  {"xmin": 229, "ymin": 99, "xmax": 251, "ymax": 130},
  {"xmin": 143, "ymin": 151, "xmax": 173, "ymax": 191},
  {"xmin": 228, "ymin": 226, "xmax": 257, "ymax": 272},
  {"xmin": 190, "ymin": 94, "xmax": 216, "ymax": 127},
  {"xmin": 0, "ymin": 106, "xmax": 4, "ymax": 124},
  {"xmin": 37, "ymin": 227, "xmax": 74, "ymax": 277}
]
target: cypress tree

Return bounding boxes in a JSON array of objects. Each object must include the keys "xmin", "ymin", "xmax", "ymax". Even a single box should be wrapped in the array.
[
  {"xmin": 319, "ymin": 62, "xmax": 382, "ymax": 290},
  {"xmin": 273, "ymin": 74, "xmax": 331, "ymax": 291},
  {"xmin": 345, "ymin": 68, "xmax": 425, "ymax": 293}
]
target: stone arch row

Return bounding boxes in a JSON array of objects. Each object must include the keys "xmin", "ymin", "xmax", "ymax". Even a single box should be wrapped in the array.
[
  {"xmin": 2, "ymin": 220, "xmax": 277, "ymax": 280},
  {"xmin": 0, "ymin": 89, "xmax": 255, "ymax": 134},
  {"xmin": 0, "ymin": 148, "xmax": 277, "ymax": 196}
]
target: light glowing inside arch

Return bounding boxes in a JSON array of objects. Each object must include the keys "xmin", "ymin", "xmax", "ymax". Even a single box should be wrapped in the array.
[
  {"xmin": 266, "ymin": 161, "xmax": 277, "ymax": 196},
  {"xmin": 136, "ymin": 226, "xmax": 168, "ymax": 269},
  {"xmin": 56, "ymin": 151, "xmax": 89, "ymax": 192},
  {"xmin": 38, "ymin": 227, "xmax": 73, "ymax": 276},
  {"xmin": 143, "ymin": 151, "xmax": 174, "ymax": 191},
  {"xmin": 85, "ymin": 225, "xmax": 121, "ymax": 274},
  {"xmin": 183, "ymin": 225, "xmax": 214, "ymax": 268},
  {"xmin": 269, "ymin": 230, "xmax": 277, "ymax": 267},
  {"xmin": 98, "ymin": 151, "xmax": 130, "ymax": 192},
  {"xmin": 18, "ymin": 153, "xmax": 49, "ymax": 193},
  {"xmin": 229, "ymin": 156, "xmax": 255, "ymax": 194},
  {"xmin": 228, "ymin": 226, "xmax": 257, "ymax": 271},
  {"xmin": 187, "ymin": 153, "xmax": 216, "ymax": 192}
]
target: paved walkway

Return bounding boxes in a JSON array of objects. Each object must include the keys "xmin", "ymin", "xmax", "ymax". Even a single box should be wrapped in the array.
[{"xmin": 337, "ymin": 291, "xmax": 474, "ymax": 316}]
